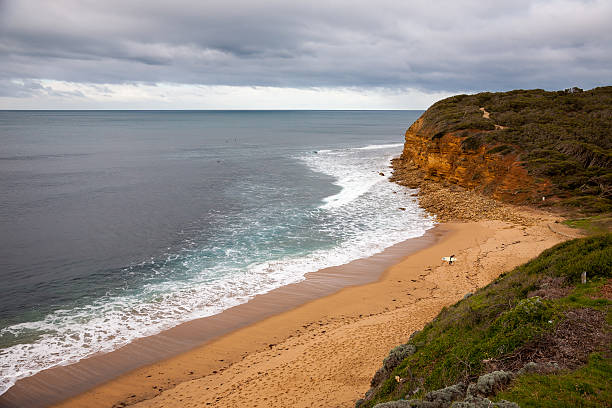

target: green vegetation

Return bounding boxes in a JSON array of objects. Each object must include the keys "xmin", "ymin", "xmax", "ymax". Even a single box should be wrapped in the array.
[
  {"xmin": 358, "ymin": 234, "xmax": 611, "ymax": 407},
  {"xmin": 563, "ymin": 214, "xmax": 612, "ymax": 236},
  {"xmin": 419, "ymin": 87, "xmax": 612, "ymax": 214},
  {"xmin": 494, "ymin": 353, "xmax": 611, "ymax": 408}
]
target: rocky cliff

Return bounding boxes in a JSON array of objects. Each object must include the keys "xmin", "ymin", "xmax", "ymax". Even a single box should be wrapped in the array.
[
  {"xmin": 392, "ymin": 87, "xmax": 612, "ymax": 213},
  {"xmin": 394, "ymin": 117, "xmax": 550, "ymax": 204}
]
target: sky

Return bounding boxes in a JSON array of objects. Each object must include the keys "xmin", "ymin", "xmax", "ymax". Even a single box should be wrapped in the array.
[{"xmin": 0, "ymin": 0, "xmax": 610, "ymax": 109}]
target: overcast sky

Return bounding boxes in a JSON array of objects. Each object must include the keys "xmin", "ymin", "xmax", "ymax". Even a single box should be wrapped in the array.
[{"xmin": 0, "ymin": 0, "xmax": 610, "ymax": 109}]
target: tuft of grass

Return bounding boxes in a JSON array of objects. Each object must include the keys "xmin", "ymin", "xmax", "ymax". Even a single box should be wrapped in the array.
[{"xmin": 494, "ymin": 353, "xmax": 612, "ymax": 408}]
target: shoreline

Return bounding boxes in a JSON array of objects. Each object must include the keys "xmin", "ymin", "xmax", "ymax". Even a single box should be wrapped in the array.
[
  {"xmin": 0, "ymin": 227, "xmax": 443, "ymax": 408},
  {"xmin": 71, "ymin": 214, "xmax": 577, "ymax": 408},
  {"xmin": 4, "ymin": 205, "xmax": 580, "ymax": 408}
]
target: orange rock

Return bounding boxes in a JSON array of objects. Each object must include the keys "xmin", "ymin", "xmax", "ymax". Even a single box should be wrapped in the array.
[{"xmin": 394, "ymin": 117, "xmax": 552, "ymax": 205}]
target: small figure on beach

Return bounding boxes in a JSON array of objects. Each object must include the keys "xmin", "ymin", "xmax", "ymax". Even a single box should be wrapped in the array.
[{"xmin": 442, "ymin": 254, "xmax": 456, "ymax": 265}]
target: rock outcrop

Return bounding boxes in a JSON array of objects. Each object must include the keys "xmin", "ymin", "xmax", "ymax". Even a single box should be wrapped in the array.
[
  {"xmin": 368, "ymin": 372, "xmax": 518, "ymax": 408},
  {"xmin": 392, "ymin": 87, "xmax": 612, "ymax": 214},
  {"xmin": 393, "ymin": 117, "xmax": 550, "ymax": 204}
]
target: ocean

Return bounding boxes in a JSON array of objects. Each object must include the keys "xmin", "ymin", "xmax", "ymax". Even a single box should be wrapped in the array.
[{"xmin": 0, "ymin": 110, "xmax": 433, "ymax": 395}]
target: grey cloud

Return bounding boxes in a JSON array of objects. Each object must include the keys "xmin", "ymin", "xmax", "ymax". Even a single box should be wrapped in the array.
[
  {"xmin": 0, "ymin": 0, "xmax": 610, "ymax": 92},
  {"xmin": 0, "ymin": 79, "xmax": 45, "ymax": 97},
  {"xmin": 0, "ymin": 79, "xmax": 85, "ymax": 98}
]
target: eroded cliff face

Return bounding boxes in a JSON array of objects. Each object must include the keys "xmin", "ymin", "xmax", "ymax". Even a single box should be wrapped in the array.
[{"xmin": 393, "ymin": 117, "xmax": 552, "ymax": 204}]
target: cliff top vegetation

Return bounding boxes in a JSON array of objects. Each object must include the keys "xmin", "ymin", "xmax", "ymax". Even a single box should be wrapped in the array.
[{"xmin": 415, "ymin": 86, "xmax": 612, "ymax": 214}]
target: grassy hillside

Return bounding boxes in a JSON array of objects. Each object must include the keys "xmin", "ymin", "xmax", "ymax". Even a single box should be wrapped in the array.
[
  {"xmin": 415, "ymin": 87, "xmax": 612, "ymax": 214},
  {"xmin": 357, "ymin": 234, "xmax": 611, "ymax": 408}
]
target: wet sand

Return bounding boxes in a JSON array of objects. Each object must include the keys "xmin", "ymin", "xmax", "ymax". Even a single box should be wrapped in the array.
[{"xmin": 1, "ymin": 228, "xmax": 443, "ymax": 408}]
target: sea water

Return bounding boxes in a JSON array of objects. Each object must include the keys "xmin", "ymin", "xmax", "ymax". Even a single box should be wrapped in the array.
[{"xmin": 0, "ymin": 110, "xmax": 433, "ymax": 394}]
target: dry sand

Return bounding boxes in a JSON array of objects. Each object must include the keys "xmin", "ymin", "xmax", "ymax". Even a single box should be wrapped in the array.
[{"xmin": 48, "ymin": 207, "xmax": 581, "ymax": 408}]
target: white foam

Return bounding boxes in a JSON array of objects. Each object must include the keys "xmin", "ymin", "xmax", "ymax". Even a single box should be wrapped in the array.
[
  {"xmin": 0, "ymin": 142, "xmax": 434, "ymax": 396},
  {"xmin": 319, "ymin": 170, "xmax": 383, "ymax": 209},
  {"xmin": 302, "ymin": 144, "xmax": 397, "ymax": 209}
]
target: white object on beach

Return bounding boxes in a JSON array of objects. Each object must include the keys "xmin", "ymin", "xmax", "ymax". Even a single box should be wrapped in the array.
[{"xmin": 442, "ymin": 255, "xmax": 456, "ymax": 264}]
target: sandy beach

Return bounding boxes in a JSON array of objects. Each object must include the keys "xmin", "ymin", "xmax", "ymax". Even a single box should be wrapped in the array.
[{"xmin": 31, "ymin": 203, "xmax": 578, "ymax": 408}]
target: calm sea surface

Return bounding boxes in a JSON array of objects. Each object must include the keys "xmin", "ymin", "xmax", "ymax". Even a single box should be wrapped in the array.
[{"xmin": 0, "ymin": 110, "xmax": 432, "ymax": 394}]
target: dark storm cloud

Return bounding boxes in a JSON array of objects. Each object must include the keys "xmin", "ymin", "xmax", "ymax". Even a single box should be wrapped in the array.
[{"xmin": 0, "ymin": 0, "xmax": 610, "ymax": 94}]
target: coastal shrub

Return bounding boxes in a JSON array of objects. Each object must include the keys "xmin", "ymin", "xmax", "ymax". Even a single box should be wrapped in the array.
[
  {"xmin": 468, "ymin": 371, "xmax": 515, "ymax": 397},
  {"xmin": 460, "ymin": 134, "xmax": 486, "ymax": 152},
  {"xmin": 358, "ymin": 234, "xmax": 612, "ymax": 408},
  {"xmin": 424, "ymin": 382, "xmax": 467, "ymax": 404},
  {"xmin": 383, "ymin": 344, "xmax": 417, "ymax": 370},
  {"xmin": 475, "ymin": 93, "xmax": 493, "ymax": 106},
  {"xmin": 494, "ymin": 353, "xmax": 612, "ymax": 408},
  {"xmin": 371, "ymin": 344, "xmax": 417, "ymax": 387},
  {"xmin": 557, "ymin": 141, "xmax": 612, "ymax": 169},
  {"xmin": 562, "ymin": 196, "xmax": 612, "ymax": 214},
  {"xmin": 452, "ymin": 118, "xmax": 495, "ymax": 132}
]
